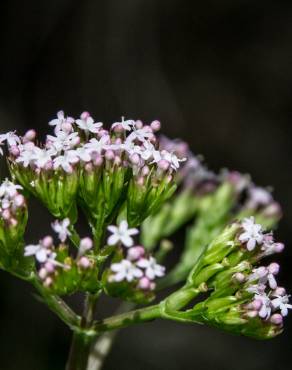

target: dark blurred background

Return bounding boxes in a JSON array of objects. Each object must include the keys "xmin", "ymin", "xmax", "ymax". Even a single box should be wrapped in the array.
[{"xmin": 1, "ymin": 0, "xmax": 292, "ymax": 369}]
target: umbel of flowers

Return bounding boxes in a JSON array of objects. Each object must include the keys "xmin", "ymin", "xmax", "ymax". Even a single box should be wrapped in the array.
[
  {"xmin": 0, "ymin": 112, "xmax": 290, "ymax": 370},
  {"xmin": 2, "ymin": 113, "xmax": 180, "ymax": 247}
]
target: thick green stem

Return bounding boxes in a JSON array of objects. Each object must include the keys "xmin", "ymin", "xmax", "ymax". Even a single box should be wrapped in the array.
[
  {"xmin": 66, "ymin": 293, "xmax": 100, "ymax": 370},
  {"xmin": 66, "ymin": 333, "xmax": 93, "ymax": 370}
]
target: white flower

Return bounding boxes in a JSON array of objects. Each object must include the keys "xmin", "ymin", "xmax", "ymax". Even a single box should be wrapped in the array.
[
  {"xmin": 112, "ymin": 117, "xmax": 135, "ymax": 131},
  {"xmin": 0, "ymin": 179, "xmax": 22, "ymax": 199},
  {"xmin": 15, "ymin": 142, "xmax": 36, "ymax": 167},
  {"xmin": 53, "ymin": 150, "xmax": 79, "ymax": 172},
  {"xmin": 84, "ymin": 136, "xmax": 111, "ymax": 154},
  {"xmin": 32, "ymin": 147, "xmax": 53, "ymax": 168},
  {"xmin": 126, "ymin": 126, "xmax": 153, "ymax": 143},
  {"xmin": 47, "ymin": 131, "xmax": 79, "ymax": 153},
  {"xmin": 136, "ymin": 256, "xmax": 165, "ymax": 280},
  {"xmin": 139, "ymin": 141, "xmax": 156, "ymax": 161},
  {"xmin": 75, "ymin": 146, "xmax": 92, "ymax": 162},
  {"xmin": 152, "ymin": 149, "xmax": 186, "ymax": 170},
  {"xmin": 49, "ymin": 111, "xmax": 74, "ymax": 133},
  {"xmin": 76, "ymin": 114, "xmax": 102, "ymax": 134},
  {"xmin": 0, "ymin": 131, "xmax": 21, "ymax": 147},
  {"xmin": 107, "ymin": 220, "xmax": 139, "ymax": 247},
  {"xmin": 238, "ymin": 217, "xmax": 264, "ymax": 251},
  {"xmin": 24, "ymin": 244, "xmax": 53, "ymax": 263},
  {"xmin": 271, "ymin": 295, "xmax": 292, "ymax": 317},
  {"xmin": 254, "ymin": 293, "xmax": 272, "ymax": 319},
  {"xmin": 246, "ymin": 283, "xmax": 266, "ymax": 295},
  {"xmin": 51, "ymin": 218, "xmax": 71, "ymax": 242},
  {"xmin": 247, "ymin": 266, "xmax": 278, "ymax": 290},
  {"xmin": 110, "ymin": 259, "xmax": 143, "ymax": 282}
]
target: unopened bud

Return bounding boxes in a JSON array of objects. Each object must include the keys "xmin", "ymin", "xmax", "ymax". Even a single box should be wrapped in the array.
[
  {"xmin": 138, "ymin": 277, "xmax": 151, "ymax": 290},
  {"xmin": 150, "ymin": 120, "xmax": 161, "ymax": 132},
  {"xmin": 270, "ymin": 313, "xmax": 283, "ymax": 325},
  {"xmin": 78, "ymin": 256, "xmax": 91, "ymax": 269},
  {"xmin": 127, "ymin": 246, "xmax": 145, "ymax": 261},
  {"xmin": 268, "ymin": 263, "xmax": 280, "ymax": 275}
]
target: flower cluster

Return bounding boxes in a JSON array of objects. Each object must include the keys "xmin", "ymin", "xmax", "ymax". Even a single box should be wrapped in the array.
[
  {"xmin": 0, "ymin": 179, "xmax": 26, "ymax": 228},
  {"xmin": 107, "ymin": 220, "xmax": 165, "ymax": 291},
  {"xmin": 24, "ymin": 218, "xmax": 99, "ymax": 294},
  {"xmin": 1, "ymin": 113, "xmax": 183, "ymax": 240}
]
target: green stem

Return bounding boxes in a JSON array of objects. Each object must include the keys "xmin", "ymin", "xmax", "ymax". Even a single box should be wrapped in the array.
[
  {"xmin": 87, "ymin": 302, "xmax": 135, "ymax": 370},
  {"xmin": 66, "ymin": 293, "xmax": 100, "ymax": 370},
  {"xmin": 93, "ymin": 304, "xmax": 161, "ymax": 333},
  {"xmin": 66, "ymin": 332, "xmax": 93, "ymax": 370}
]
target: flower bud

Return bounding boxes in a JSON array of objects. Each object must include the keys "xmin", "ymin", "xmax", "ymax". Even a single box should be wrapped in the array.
[
  {"xmin": 268, "ymin": 263, "xmax": 280, "ymax": 275},
  {"xmin": 23, "ymin": 129, "xmax": 36, "ymax": 142},
  {"xmin": 9, "ymin": 146, "xmax": 20, "ymax": 157},
  {"xmin": 150, "ymin": 120, "xmax": 161, "ymax": 132},
  {"xmin": 127, "ymin": 246, "xmax": 145, "ymax": 261},
  {"xmin": 38, "ymin": 268, "xmax": 48, "ymax": 280},
  {"xmin": 44, "ymin": 262, "xmax": 55, "ymax": 274},
  {"xmin": 42, "ymin": 236, "xmax": 54, "ymax": 248},
  {"xmin": 78, "ymin": 256, "xmax": 91, "ymax": 269},
  {"xmin": 273, "ymin": 287, "xmax": 286, "ymax": 296},
  {"xmin": 232, "ymin": 272, "xmax": 245, "ymax": 283},
  {"xmin": 138, "ymin": 277, "xmax": 151, "ymax": 290},
  {"xmin": 273, "ymin": 242, "xmax": 285, "ymax": 253},
  {"xmin": 105, "ymin": 150, "xmax": 115, "ymax": 161},
  {"xmin": 270, "ymin": 313, "xmax": 283, "ymax": 325}
]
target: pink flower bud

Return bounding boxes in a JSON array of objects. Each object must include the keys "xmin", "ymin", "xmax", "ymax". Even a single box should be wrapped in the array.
[
  {"xmin": 233, "ymin": 272, "xmax": 245, "ymax": 283},
  {"xmin": 93, "ymin": 155, "xmax": 103, "ymax": 167},
  {"xmin": 141, "ymin": 166, "xmax": 150, "ymax": 176},
  {"xmin": 81, "ymin": 111, "xmax": 90, "ymax": 120},
  {"xmin": 71, "ymin": 136, "xmax": 80, "ymax": 146},
  {"xmin": 2, "ymin": 209, "xmax": 11, "ymax": 220},
  {"xmin": 38, "ymin": 268, "xmax": 47, "ymax": 280},
  {"xmin": 78, "ymin": 256, "xmax": 91, "ymax": 269},
  {"xmin": 127, "ymin": 246, "xmax": 145, "ymax": 261},
  {"xmin": 98, "ymin": 129, "xmax": 109, "ymax": 138},
  {"xmin": 14, "ymin": 194, "xmax": 25, "ymax": 208},
  {"xmin": 252, "ymin": 299, "xmax": 263, "ymax": 311},
  {"xmin": 158, "ymin": 160, "xmax": 170, "ymax": 171},
  {"xmin": 150, "ymin": 120, "xmax": 161, "ymax": 132},
  {"xmin": 135, "ymin": 120, "xmax": 143, "ymax": 129},
  {"xmin": 9, "ymin": 218, "xmax": 18, "ymax": 227},
  {"xmin": 113, "ymin": 124, "xmax": 124, "ymax": 133},
  {"xmin": 273, "ymin": 287, "xmax": 286, "ymax": 296},
  {"xmin": 138, "ymin": 277, "xmax": 151, "ymax": 290},
  {"xmin": 268, "ymin": 263, "xmax": 280, "ymax": 275},
  {"xmin": 44, "ymin": 277, "xmax": 53, "ymax": 288},
  {"xmin": 270, "ymin": 313, "xmax": 283, "ymax": 325},
  {"xmin": 130, "ymin": 154, "xmax": 140, "ymax": 165},
  {"xmin": 42, "ymin": 236, "xmax": 54, "ymax": 248},
  {"xmin": 61, "ymin": 122, "xmax": 73, "ymax": 133},
  {"xmin": 246, "ymin": 310, "xmax": 258, "ymax": 318},
  {"xmin": 9, "ymin": 145, "xmax": 20, "ymax": 156},
  {"xmin": 105, "ymin": 150, "xmax": 115, "ymax": 161},
  {"xmin": 23, "ymin": 129, "xmax": 36, "ymax": 142},
  {"xmin": 80, "ymin": 237, "xmax": 93, "ymax": 251},
  {"xmin": 44, "ymin": 261, "xmax": 55, "ymax": 274},
  {"xmin": 273, "ymin": 242, "xmax": 285, "ymax": 253}
]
